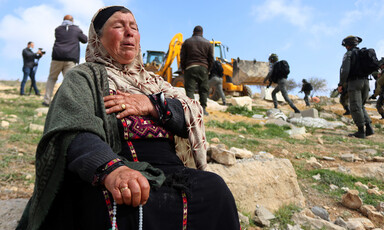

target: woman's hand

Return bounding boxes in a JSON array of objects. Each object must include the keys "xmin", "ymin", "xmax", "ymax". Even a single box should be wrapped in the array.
[
  {"xmin": 104, "ymin": 90, "xmax": 158, "ymax": 119},
  {"xmin": 103, "ymin": 166, "xmax": 150, "ymax": 207}
]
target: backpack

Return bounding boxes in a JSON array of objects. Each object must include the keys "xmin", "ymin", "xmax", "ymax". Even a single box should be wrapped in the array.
[
  {"xmin": 356, "ymin": 48, "xmax": 379, "ymax": 76},
  {"xmin": 303, "ymin": 83, "xmax": 313, "ymax": 91},
  {"xmin": 271, "ymin": 60, "xmax": 290, "ymax": 83}
]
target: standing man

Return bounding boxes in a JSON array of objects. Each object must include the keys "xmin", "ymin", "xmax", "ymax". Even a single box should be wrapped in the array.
[
  {"xmin": 42, "ymin": 15, "xmax": 88, "ymax": 106},
  {"xmin": 299, "ymin": 79, "xmax": 313, "ymax": 107},
  {"xmin": 338, "ymin": 35, "xmax": 374, "ymax": 138},
  {"xmin": 369, "ymin": 61, "xmax": 384, "ymax": 119},
  {"xmin": 180, "ymin": 25, "xmax": 213, "ymax": 116},
  {"xmin": 209, "ymin": 60, "xmax": 226, "ymax": 105},
  {"xmin": 266, "ymin": 53, "xmax": 301, "ymax": 113},
  {"xmin": 20, "ymin": 41, "xmax": 44, "ymax": 95}
]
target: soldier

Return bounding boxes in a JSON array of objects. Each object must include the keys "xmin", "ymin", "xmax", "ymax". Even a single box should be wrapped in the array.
[
  {"xmin": 338, "ymin": 36, "xmax": 374, "ymax": 138},
  {"xmin": 266, "ymin": 53, "xmax": 300, "ymax": 113},
  {"xmin": 299, "ymin": 79, "xmax": 313, "ymax": 107},
  {"xmin": 369, "ymin": 61, "xmax": 384, "ymax": 119}
]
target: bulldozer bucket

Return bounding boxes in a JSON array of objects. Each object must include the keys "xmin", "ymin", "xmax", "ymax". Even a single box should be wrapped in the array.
[{"xmin": 232, "ymin": 59, "xmax": 270, "ymax": 86}]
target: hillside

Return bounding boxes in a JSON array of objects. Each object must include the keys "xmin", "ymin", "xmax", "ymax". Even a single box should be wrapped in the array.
[{"xmin": 1, "ymin": 80, "xmax": 384, "ymax": 229}]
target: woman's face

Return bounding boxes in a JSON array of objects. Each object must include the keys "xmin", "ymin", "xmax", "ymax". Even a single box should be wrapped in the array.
[{"xmin": 100, "ymin": 12, "xmax": 140, "ymax": 65}]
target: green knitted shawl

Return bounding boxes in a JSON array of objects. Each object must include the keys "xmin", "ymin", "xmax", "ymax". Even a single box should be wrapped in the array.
[{"xmin": 17, "ymin": 63, "xmax": 165, "ymax": 230}]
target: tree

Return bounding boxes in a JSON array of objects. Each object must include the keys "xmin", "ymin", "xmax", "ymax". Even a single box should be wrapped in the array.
[
  {"xmin": 306, "ymin": 77, "xmax": 327, "ymax": 95},
  {"xmin": 285, "ymin": 79, "xmax": 298, "ymax": 92}
]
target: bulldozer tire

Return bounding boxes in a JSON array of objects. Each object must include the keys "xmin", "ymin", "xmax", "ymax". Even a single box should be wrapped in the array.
[
  {"xmin": 172, "ymin": 76, "xmax": 184, "ymax": 88},
  {"xmin": 241, "ymin": 85, "xmax": 252, "ymax": 97}
]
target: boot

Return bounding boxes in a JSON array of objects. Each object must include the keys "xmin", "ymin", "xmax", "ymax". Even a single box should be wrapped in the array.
[
  {"xmin": 293, "ymin": 107, "xmax": 301, "ymax": 114},
  {"xmin": 380, "ymin": 113, "xmax": 384, "ymax": 120},
  {"xmin": 365, "ymin": 123, "xmax": 374, "ymax": 136},
  {"xmin": 203, "ymin": 107, "xmax": 209, "ymax": 116},
  {"xmin": 348, "ymin": 126, "xmax": 365, "ymax": 138},
  {"xmin": 343, "ymin": 107, "xmax": 351, "ymax": 115}
]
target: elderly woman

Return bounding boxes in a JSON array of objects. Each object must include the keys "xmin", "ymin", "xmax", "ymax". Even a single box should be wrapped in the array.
[{"xmin": 17, "ymin": 6, "xmax": 240, "ymax": 230}]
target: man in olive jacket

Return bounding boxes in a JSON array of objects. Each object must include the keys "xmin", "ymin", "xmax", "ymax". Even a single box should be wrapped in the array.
[{"xmin": 180, "ymin": 25, "xmax": 213, "ymax": 116}]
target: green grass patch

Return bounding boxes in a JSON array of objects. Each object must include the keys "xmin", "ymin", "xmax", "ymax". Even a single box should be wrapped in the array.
[
  {"xmin": 206, "ymin": 131, "xmax": 260, "ymax": 150},
  {"xmin": 226, "ymin": 105, "xmax": 267, "ymax": 117},
  {"xmin": 296, "ymin": 168, "xmax": 384, "ymax": 207},
  {"xmin": 205, "ymin": 120, "xmax": 290, "ymax": 139},
  {"xmin": 270, "ymin": 203, "xmax": 302, "ymax": 229}
]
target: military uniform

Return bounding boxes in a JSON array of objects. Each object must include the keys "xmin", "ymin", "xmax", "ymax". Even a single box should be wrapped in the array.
[
  {"xmin": 339, "ymin": 36, "xmax": 373, "ymax": 138},
  {"xmin": 372, "ymin": 72, "xmax": 384, "ymax": 118}
]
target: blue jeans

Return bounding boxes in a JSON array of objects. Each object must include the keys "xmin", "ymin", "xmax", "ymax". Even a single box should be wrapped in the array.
[{"xmin": 20, "ymin": 66, "xmax": 39, "ymax": 95}]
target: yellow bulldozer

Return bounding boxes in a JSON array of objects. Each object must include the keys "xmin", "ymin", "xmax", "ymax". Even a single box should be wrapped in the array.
[{"xmin": 143, "ymin": 33, "xmax": 270, "ymax": 100}]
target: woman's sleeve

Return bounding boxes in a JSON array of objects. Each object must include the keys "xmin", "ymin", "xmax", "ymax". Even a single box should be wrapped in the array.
[
  {"xmin": 67, "ymin": 132, "xmax": 120, "ymax": 184},
  {"xmin": 163, "ymin": 98, "xmax": 188, "ymax": 138}
]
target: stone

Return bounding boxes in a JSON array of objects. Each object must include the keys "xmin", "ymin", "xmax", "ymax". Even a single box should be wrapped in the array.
[
  {"xmin": 345, "ymin": 219, "xmax": 365, "ymax": 230},
  {"xmin": 322, "ymin": 156, "xmax": 335, "ymax": 161},
  {"xmin": 367, "ymin": 189, "xmax": 381, "ymax": 196},
  {"xmin": 291, "ymin": 212, "xmax": 345, "ymax": 230},
  {"xmin": 1, "ymin": 120, "xmax": 9, "ymax": 129},
  {"xmin": 312, "ymin": 174, "xmax": 321, "ymax": 181},
  {"xmin": 341, "ymin": 190, "xmax": 363, "ymax": 210},
  {"xmin": 360, "ymin": 204, "xmax": 376, "ymax": 217},
  {"xmin": 210, "ymin": 146, "xmax": 236, "ymax": 166},
  {"xmin": 237, "ymin": 212, "xmax": 249, "ymax": 225},
  {"xmin": 359, "ymin": 149, "xmax": 378, "ymax": 156},
  {"xmin": 354, "ymin": 182, "xmax": 369, "ymax": 190},
  {"xmin": 255, "ymin": 205, "xmax": 275, "ymax": 220},
  {"xmin": 29, "ymin": 123, "xmax": 44, "ymax": 132},
  {"xmin": 311, "ymin": 206, "xmax": 330, "ymax": 221},
  {"xmin": 340, "ymin": 153, "xmax": 355, "ymax": 162},
  {"xmin": 347, "ymin": 217, "xmax": 375, "ymax": 230},
  {"xmin": 301, "ymin": 108, "xmax": 319, "ymax": 118},
  {"xmin": 229, "ymin": 147, "xmax": 253, "ymax": 159},
  {"xmin": 210, "ymin": 137, "xmax": 220, "ymax": 143},
  {"xmin": 230, "ymin": 96, "xmax": 253, "ymax": 111},
  {"xmin": 376, "ymin": 202, "xmax": 384, "ymax": 212},
  {"xmin": 334, "ymin": 217, "xmax": 347, "ymax": 228},
  {"xmin": 373, "ymin": 156, "xmax": 384, "ymax": 162},
  {"xmin": 367, "ymin": 210, "xmax": 384, "ymax": 225},
  {"xmin": 206, "ymin": 158, "xmax": 306, "ymax": 214}
]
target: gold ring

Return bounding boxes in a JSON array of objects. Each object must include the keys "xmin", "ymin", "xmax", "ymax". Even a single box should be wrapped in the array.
[
  {"xmin": 121, "ymin": 104, "xmax": 126, "ymax": 110},
  {"xmin": 120, "ymin": 187, "xmax": 128, "ymax": 192}
]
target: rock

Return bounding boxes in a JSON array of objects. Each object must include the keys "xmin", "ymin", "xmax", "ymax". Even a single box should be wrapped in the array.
[
  {"xmin": 301, "ymin": 108, "xmax": 319, "ymax": 118},
  {"xmin": 29, "ymin": 123, "xmax": 44, "ymax": 132},
  {"xmin": 347, "ymin": 217, "xmax": 375, "ymax": 230},
  {"xmin": 340, "ymin": 153, "xmax": 355, "ymax": 162},
  {"xmin": 341, "ymin": 190, "xmax": 363, "ymax": 210},
  {"xmin": 34, "ymin": 107, "xmax": 49, "ymax": 116},
  {"xmin": 360, "ymin": 149, "xmax": 378, "ymax": 156},
  {"xmin": 291, "ymin": 212, "xmax": 345, "ymax": 230},
  {"xmin": 360, "ymin": 204, "xmax": 376, "ymax": 217},
  {"xmin": 367, "ymin": 189, "xmax": 381, "ymax": 196},
  {"xmin": 210, "ymin": 146, "xmax": 236, "ymax": 165},
  {"xmin": 0, "ymin": 199, "xmax": 28, "ymax": 230},
  {"xmin": 206, "ymin": 158, "xmax": 306, "ymax": 214},
  {"xmin": 310, "ymin": 206, "xmax": 330, "ymax": 221},
  {"xmin": 306, "ymin": 157, "xmax": 322, "ymax": 169},
  {"xmin": 229, "ymin": 147, "xmax": 253, "ymax": 159},
  {"xmin": 317, "ymin": 137, "xmax": 324, "ymax": 145},
  {"xmin": 330, "ymin": 184, "xmax": 339, "ymax": 190},
  {"xmin": 312, "ymin": 174, "xmax": 321, "ymax": 181},
  {"xmin": 376, "ymin": 202, "xmax": 384, "ymax": 212},
  {"xmin": 285, "ymin": 126, "xmax": 306, "ymax": 136},
  {"xmin": 230, "ymin": 96, "xmax": 253, "ymax": 111},
  {"xmin": 373, "ymin": 156, "xmax": 384, "ymax": 162},
  {"xmin": 354, "ymin": 181, "xmax": 369, "ymax": 190},
  {"xmin": 367, "ymin": 210, "xmax": 384, "ymax": 225},
  {"xmin": 322, "ymin": 156, "xmax": 335, "ymax": 161},
  {"xmin": 210, "ymin": 137, "xmax": 220, "ymax": 143},
  {"xmin": 334, "ymin": 217, "xmax": 348, "ymax": 228},
  {"xmin": 1, "ymin": 120, "xmax": 9, "ymax": 129},
  {"xmin": 237, "ymin": 212, "xmax": 249, "ymax": 225},
  {"xmin": 254, "ymin": 205, "xmax": 275, "ymax": 227}
]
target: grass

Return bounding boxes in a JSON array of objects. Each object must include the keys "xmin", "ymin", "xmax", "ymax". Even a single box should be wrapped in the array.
[
  {"xmin": 226, "ymin": 105, "xmax": 267, "ymax": 117},
  {"xmin": 296, "ymin": 168, "xmax": 384, "ymax": 207},
  {"xmin": 269, "ymin": 203, "xmax": 302, "ymax": 229},
  {"xmin": 205, "ymin": 120, "xmax": 291, "ymax": 139},
  {"xmin": 206, "ymin": 131, "xmax": 260, "ymax": 150}
]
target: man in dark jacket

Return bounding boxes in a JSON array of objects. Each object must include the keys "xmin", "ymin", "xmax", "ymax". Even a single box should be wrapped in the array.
[
  {"xmin": 20, "ymin": 41, "xmax": 44, "ymax": 95},
  {"xmin": 338, "ymin": 35, "xmax": 374, "ymax": 138},
  {"xmin": 42, "ymin": 15, "xmax": 88, "ymax": 106},
  {"xmin": 180, "ymin": 25, "xmax": 213, "ymax": 115}
]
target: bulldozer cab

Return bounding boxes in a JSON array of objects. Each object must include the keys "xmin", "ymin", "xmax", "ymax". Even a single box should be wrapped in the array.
[{"xmin": 143, "ymin": 51, "xmax": 166, "ymax": 72}]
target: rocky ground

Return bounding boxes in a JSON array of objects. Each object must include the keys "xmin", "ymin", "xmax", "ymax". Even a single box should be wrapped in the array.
[{"xmin": 1, "ymin": 82, "xmax": 384, "ymax": 229}]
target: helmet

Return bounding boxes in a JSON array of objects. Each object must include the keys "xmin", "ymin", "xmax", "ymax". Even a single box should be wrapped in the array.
[
  {"xmin": 342, "ymin": 36, "xmax": 362, "ymax": 47},
  {"xmin": 302, "ymin": 79, "xmax": 308, "ymax": 83},
  {"xmin": 268, "ymin": 53, "xmax": 278, "ymax": 63}
]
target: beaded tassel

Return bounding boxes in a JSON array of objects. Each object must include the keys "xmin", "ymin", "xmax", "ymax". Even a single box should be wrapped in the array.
[
  {"xmin": 112, "ymin": 201, "xmax": 117, "ymax": 230},
  {"xmin": 138, "ymin": 205, "xmax": 143, "ymax": 230}
]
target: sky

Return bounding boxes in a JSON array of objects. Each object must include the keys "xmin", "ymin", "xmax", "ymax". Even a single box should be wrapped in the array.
[{"xmin": 1, "ymin": 0, "xmax": 384, "ymax": 96}]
